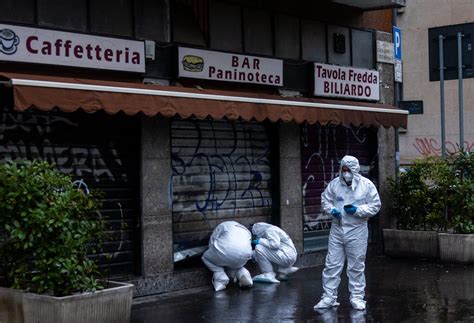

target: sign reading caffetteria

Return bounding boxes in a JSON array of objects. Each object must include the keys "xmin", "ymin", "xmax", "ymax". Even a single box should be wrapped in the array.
[
  {"xmin": 314, "ymin": 63, "xmax": 380, "ymax": 101},
  {"xmin": 0, "ymin": 24, "xmax": 145, "ymax": 73},
  {"xmin": 178, "ymin": 47, "xmax": 283, "ymax": 86}
]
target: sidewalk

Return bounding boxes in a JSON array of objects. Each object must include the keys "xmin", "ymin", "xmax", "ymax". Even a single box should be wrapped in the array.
[{"xmin": 130, "ymin": 253, "xmax": 474, "ymax": 322}]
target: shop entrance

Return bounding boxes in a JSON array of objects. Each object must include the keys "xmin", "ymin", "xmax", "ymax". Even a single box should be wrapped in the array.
[{"xmin": 301, "ymin": 124, "xmax": 378, "ymax": 251}]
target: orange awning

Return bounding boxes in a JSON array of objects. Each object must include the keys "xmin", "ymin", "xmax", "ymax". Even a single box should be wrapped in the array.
[{"xmin": 1, "ymin": 72, "xmax": 407, "ymax": 128}]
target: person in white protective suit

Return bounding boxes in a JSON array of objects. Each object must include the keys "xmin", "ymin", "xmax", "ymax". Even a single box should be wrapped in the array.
[
  {"xmin": 251, "ymin": 222, "xmax": 299, "ymax": 283},
  {"xmin": 314, "ymin": 155, "xmax": 381, "ymax": 311},
  {"xmin": 202, "ymin": 221, "xmax": 253, "ymax": 291}
]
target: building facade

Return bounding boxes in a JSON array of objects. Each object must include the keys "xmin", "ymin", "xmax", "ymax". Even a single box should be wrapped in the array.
[
  {"xmin": 398, "ymin": 0, "xmax": 474, "ymax": 163},
  {"xmin": 0, "ymin": 0, "xmax": 405, "ymax": 296}
]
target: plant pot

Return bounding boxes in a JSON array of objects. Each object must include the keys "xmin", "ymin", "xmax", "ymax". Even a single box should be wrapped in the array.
[
  {"xmin": 383, "ymin": 229, "xmax": 439, "ymax": 259},
  {"xmin": 438, "ymin": 233, "xmax": 474, "ymax": 264},
  {"xmin": 0, "ymin": 281, "xmax": 133, "ymax": 323},
  {"xmin": 0, "ymin": 286, "xmax": 25, "ymax": 323}
]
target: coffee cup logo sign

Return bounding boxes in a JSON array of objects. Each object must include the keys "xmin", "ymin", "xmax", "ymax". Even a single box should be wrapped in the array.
[
  {"xmin": 314, "ymin": 63, "xmax": 380, "ymax": 101},
  {"xmin": 178, "ymin": 47, "xmax": 283, "ymax": 86},
  {"xmin": 0, "ymin": 29, "xmax": 20, "ymax": 55},
  {"xmin": 0, "ymin": 24, "xmax": 145, "ymax": 73}
]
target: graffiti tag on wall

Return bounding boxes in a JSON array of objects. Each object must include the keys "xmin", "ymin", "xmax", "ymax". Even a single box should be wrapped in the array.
[
  {"xmin": 412, "ymin": 137, "xmax": 474, "ymax": 156},
  {"xmin": 171, "ymin": 119, "xmax": 273, "ymax": 249},
  {"xmin": 0, "ymin": 110, "xmax": 127, "ymax": 182},
  {"xmin": 172, "ymin": 119, "xmax": 272, "ymax": 215}
]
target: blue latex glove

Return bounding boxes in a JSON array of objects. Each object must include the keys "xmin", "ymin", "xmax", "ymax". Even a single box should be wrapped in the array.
[
  {"xmin": 344, "ymin": 204, "xmax": 358, "ymax": 215},
  {"xmin": 251, "ymin": 239, "xmax": 260, "ymax": 246},
  {"xmin": 331, "ymin": 208, "xmax": 342, "ymax": 219}
]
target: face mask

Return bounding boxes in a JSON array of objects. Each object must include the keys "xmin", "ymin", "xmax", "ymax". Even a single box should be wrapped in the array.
[{"xmin": 342, "ymin": 171, "xmax": 353, "ymax": 182}]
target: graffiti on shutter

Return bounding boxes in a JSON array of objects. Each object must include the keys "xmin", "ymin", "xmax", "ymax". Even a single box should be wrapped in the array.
[
  {"xmin": 301, "ymin": 124, "xmax": 378, "ymax": 233},
  {"xmin": 0, "ymin": 103, "xmax": 140, "ymax": 278},
  {"xmin": 172, "ymin": 119, "xmax": 273, "ymax": 255}
]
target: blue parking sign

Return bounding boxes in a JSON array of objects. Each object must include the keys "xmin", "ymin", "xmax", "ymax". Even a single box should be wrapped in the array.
[{"xmin": 393, "ymin": 26, "xmax": 402, "ymax": 60}]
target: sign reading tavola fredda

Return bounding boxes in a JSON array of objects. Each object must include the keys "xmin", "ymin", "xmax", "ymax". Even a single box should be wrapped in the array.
[
  {"xmin": 0, "ymin": 23, "xmax": 145, "ymax": 73},
  {"xmin": 178, "ymin": 47, "xmax": 283, "ymax": 86},
  {"xmin": 314, "ymin": 63, "xmax": 380, "ymax": 101}
]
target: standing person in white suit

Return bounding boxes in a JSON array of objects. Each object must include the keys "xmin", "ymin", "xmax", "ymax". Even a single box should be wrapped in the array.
[
  {"xmin": 314, "ymin": 155, "xmax": 381, "ymax": 311},
  {"xmin": 202, "ymin": 221, "xmax": 253, "ymax": 291},
  {"xmin": 251, "ymin": 222, "xmax": 299, "ymax": 283}
]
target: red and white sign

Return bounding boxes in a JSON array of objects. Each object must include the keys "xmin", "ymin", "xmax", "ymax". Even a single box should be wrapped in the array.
[
  {"xmin": 178, "ymin": 47, "xmax": 283, "ymax": 86},
  {"xmin": 314, "ymin": 63, "xmax": 379, "ymax": 101},
  {"xmin": 0, "ymin": 24, "xmax": 145, "ymax": 73}
]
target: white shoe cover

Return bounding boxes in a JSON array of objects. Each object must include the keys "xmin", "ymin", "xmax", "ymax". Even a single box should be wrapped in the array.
[
  {"xmin": 252, "ymin": 272, "xmax": 280, "ymax": 284},
  {"xmin": 212, "ymin": 272, "xmax": 229, "ymax": 291},
  {"xmin": 278, "ymin": 266, "xmax": 299, "ymax": 280},
  {"xmin": 350, "ymin": 299, "xmax": 366, "ymax": 310},
  {"xmin": 277, "ymin": 273, "xmax": 289, "ymax": 281},
  {"xmin": 313, "ymin": 297, "xmax": 340, "ymax": 310},
  {"xmin": 236, "ymin": 268, "xmax": 253, "ymax": 288},
  {"xmin": 278, "ymin": 266, "xmax": 299, "ymax": 275},
  {"xmin": 213, "ymin": 281, "xmax": 227, "ymax": 291}
]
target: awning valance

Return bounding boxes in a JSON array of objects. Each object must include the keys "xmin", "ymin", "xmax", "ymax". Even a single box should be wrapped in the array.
[{"xmin": 1, "ymin": 72, "xmax": 407, "ymax": 128}]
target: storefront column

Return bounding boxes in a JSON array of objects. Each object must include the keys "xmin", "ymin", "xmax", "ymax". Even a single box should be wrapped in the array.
[
  {"xmin": 378, "ymin": 126, "xmax": 397, "ymax": 231},
  {"xmin": 140, "ymin": 115, "xmax": 173, "ymax": 276},
  {"xmin": 278, "ymin": 122, "xmax": 303, "ymax": 253}
]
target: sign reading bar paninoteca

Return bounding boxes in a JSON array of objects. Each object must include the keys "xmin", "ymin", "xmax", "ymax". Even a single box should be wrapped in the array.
[
  {"xmin": 178, "ymin": 47, "xmax": 283, "ymax": 86},
  {"xmin": 0, "ymin": 24, "xmax": 145, "ymax": 73},
  {"xmin": 314, "ymin": 63, "xmax": 380, "ymax": 101}
]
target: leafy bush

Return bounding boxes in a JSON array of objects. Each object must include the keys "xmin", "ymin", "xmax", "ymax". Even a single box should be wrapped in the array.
[
  {"xmin": 0, "ymin": 160, "xmax": 105, "ymax": 296},
  {"xmin": 389, "ymin": 153, "xmax": 474, "ymax": 234},
  {"xmin": 447, "ymin": 152, "xmax": 474, "ymax": 233}
]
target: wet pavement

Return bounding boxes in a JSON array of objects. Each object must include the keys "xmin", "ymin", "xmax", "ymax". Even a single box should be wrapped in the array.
[{"xmin": 131, "ymin": 252, "xmax": 474, "ymax": 322}]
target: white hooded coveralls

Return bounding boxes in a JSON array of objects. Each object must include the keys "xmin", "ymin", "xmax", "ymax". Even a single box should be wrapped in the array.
[
  {"xmin": 252, "ymin": 222, "xmax": 297, "ymax": 274},
  {"xmin": 202, "ymin": 221, "xmax": 253, "ymax": 290},
  {"xmin": 320, "ymin": 156, "xmax": 381, "ymax": 305}
]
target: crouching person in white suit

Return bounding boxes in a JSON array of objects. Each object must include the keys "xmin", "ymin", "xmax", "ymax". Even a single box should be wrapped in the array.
[
  {"xmin": 251, "ymin": 222, "xmax": 299, "ymax": 283},
  {"xmin": 202, "ymin": 221, "xmax": 253, "ymax": 291}
]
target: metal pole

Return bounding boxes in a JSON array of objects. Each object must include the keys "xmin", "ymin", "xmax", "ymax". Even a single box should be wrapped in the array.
[
  {"xmin": 392, "ymin": 8, "xmax": 401, "ymax": 176},
  {"xmin": 458, "ymin": 32, "xmax": 464, "ymax": 152},
  {"xmin": 439, "ymin": 35, "xmax": 446, "ymax": 157}
]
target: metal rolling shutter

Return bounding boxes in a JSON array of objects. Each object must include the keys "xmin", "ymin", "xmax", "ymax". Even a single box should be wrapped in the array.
[
  {"xmin": 0, "ymin": 105, "xmax": 140, "ymax": 278},
  {"xmin": 301, "ymin": 124, "xmax": 378, "ymax": 251},
  {"xmin": 171, "ymin": 118, "xmax": 273, "ymax": 258}
]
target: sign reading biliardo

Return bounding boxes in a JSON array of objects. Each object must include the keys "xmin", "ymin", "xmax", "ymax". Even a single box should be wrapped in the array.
[
  {"xmin": 314, "ymin": 63, "xmax": 380, "ymax": 101},
  {"xmin": 0, "ymin": 24, "xmax": 145, "ymax": 73},
  {"xmin": 178, "ymin": 47, "xmax": 283, "ymax": 86}
]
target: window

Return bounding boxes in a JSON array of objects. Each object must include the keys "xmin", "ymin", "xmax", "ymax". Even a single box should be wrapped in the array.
[{"xmin": 429, "ymin": 23, "xmax": 474, "ymax": 81}]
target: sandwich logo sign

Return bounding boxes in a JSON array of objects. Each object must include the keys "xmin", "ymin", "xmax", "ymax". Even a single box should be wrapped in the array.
[
  {"xmin": 0, "ymin": 24, "xmax": 145, "ymax": 73},
  {"xmin": 182, "ymin": 55, "xmax": 204, "ymax": 72},
  {"xmin": 178, "ymin": 47, "xmax": 283, "ymax": 86}
]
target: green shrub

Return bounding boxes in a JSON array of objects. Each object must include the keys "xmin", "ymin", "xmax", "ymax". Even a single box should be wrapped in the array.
[
  {"xmin": 0, "ymin": 160, "xmax": 105, "ymax": 296},
  {"xmin": 389, "ymin": 153, "xmax": 474, "ymax": 234},
  {"xmin": 447, "ymin": 152, "xmax": 474, "ymax": 233}
]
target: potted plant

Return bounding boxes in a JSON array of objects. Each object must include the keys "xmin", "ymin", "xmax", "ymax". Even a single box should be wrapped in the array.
[
  {"xmin": 0, "ymin": 160, "xmax": 133, "ymax": 323},
  {"xmin": 383, "ymin": 157, "xmax": 450, "ymax": 259},
  {"xmin": 438, "ymin": 152, "xmax": 474, "ymax": 264}
]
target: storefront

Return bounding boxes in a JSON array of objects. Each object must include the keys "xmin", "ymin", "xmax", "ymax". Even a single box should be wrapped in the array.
[
  {"xmin": 0, "ymin": 22, "xmax": 407, "ymax": 295},
  {"xmin": 302, "ymin": 63, "xmax": 384, "ymax": 251},
  {"xmin": 0, "ymin": 23, "xmax": 146, "ymax": 278},
  {"xmin": 302, "ymin": 124, "xmax": 379, "ymax": 250},
  {"xmin": 0, "ymin": 100, "xmax": 141, "ymax": 277},
  {"xmin": 171, "ymin": 118, "xmax": 274, "ymax": 263}
]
